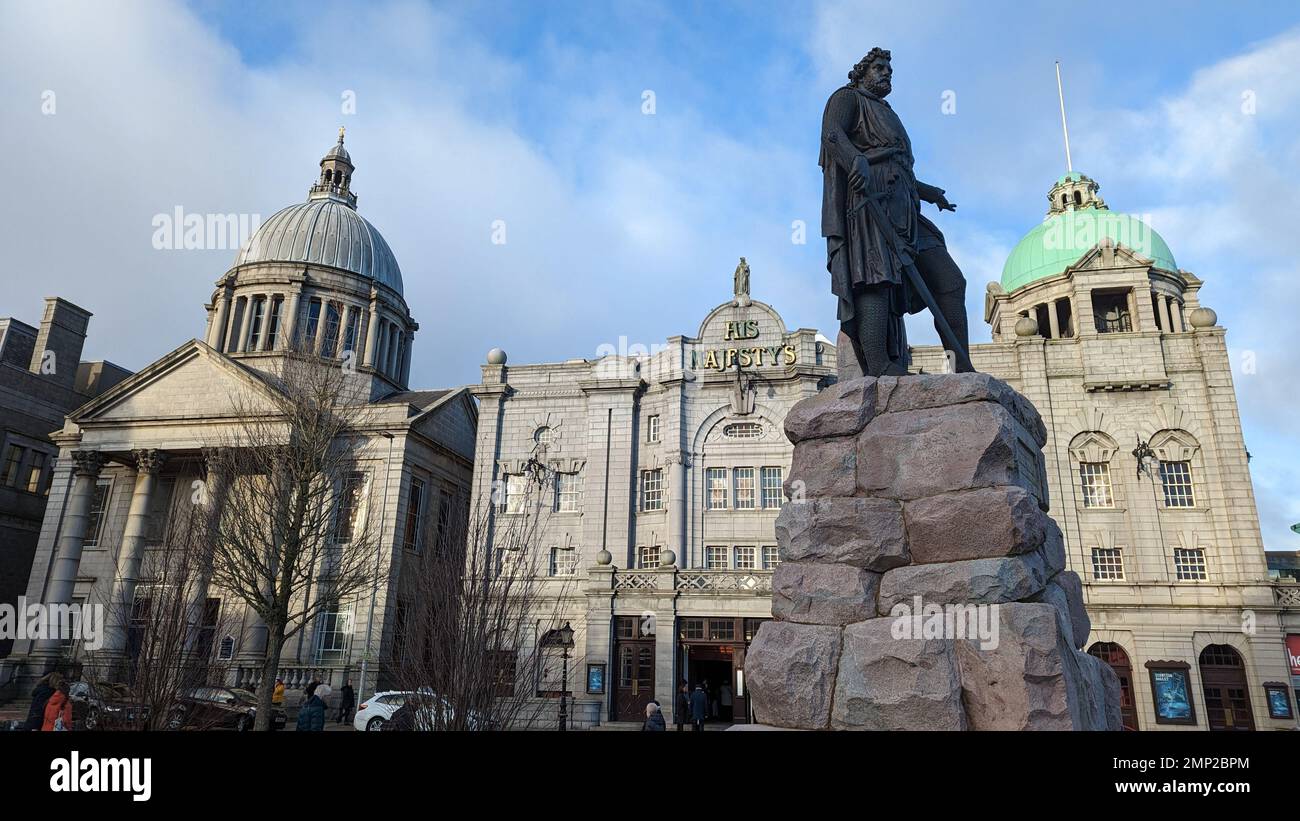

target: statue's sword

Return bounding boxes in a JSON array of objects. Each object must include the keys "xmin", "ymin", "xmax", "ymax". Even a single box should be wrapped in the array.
[{"xmin": 848, "ymin": 192, "xmax": 971, "ymax": 369}]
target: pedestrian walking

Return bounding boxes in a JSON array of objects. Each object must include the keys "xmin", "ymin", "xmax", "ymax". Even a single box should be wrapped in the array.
[
  {"xmin": 42, "ymin": 681, "xmax": 73, "ymax": 731},
  {"xmin": 336, "ymin": 679, "xmax": 355, "ymax": 724},
  {"xmin": 24, "ymin": 672, "xmax": 60, "ymax": 731},
  {"xmin": 642, "ymin": 700, "xmax": 666, "ymax": 731},
  {"xmin": 296, "ymin": 683, "xmax": 328, "ymax": 732},
  {"xmin": 272, "ymin": 677, "xmax": 285, "ymax": 707},
  {"xmin": 675, "ymin": 679, "xmax": 689, "ymax": 732},
  {"xmin": 689, "ymin": 683, "xmax": 708, "ymax": 731}
]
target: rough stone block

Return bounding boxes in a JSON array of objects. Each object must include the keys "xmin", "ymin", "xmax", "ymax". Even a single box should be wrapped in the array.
[
  {"xmin": 877, "ymin": 551, "xmax": 1048, "ymax": 614},
  {"xmin": 745, "ymin": 622, "xmax": 842, "ymax": 729},
  {"xmin": 786, "ymin": 435, "xmax": 857, "ymax": 498},
  {"xmin": 957, "ymin": 602, "xmax": 1095, "ymax": 730},
  {"xmin": 856, "ymin": 401, "xmax": 1040, "ymax": 502},
  {"xmin": 836, "ymin": 331, "xmax": 862, "ymax": 382},
  {"xmin": 1033, "ymin": 569, "xmax": 1090, "ymax": 649},
  {"xmin": 1040, "ymin": 519, "xmax": 1066, "ymax": 576},
  {"xmin": 904, "ymin": 486, "xmax": 1047, "ymax": 564},
  {"xmin": 784, "ymin": 376, "xmax": 880, "ymax": 444},
  {"xmin": 775, "ymin": 497, "xmax": 909, "ymax": 571},
  {"xmin": 831, "ymin": 616, "xmax": 968, "ymax": 730},
  {"xmin": 884, "ymin": 372, "xmax": 1047, "ymax": 447},
  {"xmin": 772, "ymin": 561, "xmax": 880, "ymax": 625}
]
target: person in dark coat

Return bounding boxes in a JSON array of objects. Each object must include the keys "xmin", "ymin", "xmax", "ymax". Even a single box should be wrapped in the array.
[
  {"xmin": 336, "ymin": 680, "xmax": 356, "ymax": 724},
  {"xmin": 689, "ymin": 683, "xmax": 708, "ymax": 731},
  {"xmin": 675, "ymin": 680, "xmax": 689, "ymax": 732},
  {"xmin": 295, "ymin": 683, "xmax": 328, "ymax": 732},
  {"xmin": 642, "ymin": 700, "xmax": 666, "ymax": 731},
  {"xmin": 24, "ymin": 672, "xmax": 60, "ymax": 731}
]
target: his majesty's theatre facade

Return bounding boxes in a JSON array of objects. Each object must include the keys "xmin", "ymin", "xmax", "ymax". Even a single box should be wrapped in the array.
[{"xmin": 474, "ymin": 173, "xmax": 1299, "ymax": 731}]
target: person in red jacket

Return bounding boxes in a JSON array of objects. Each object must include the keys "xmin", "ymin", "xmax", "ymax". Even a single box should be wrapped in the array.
[{"xmin": 42, "ymin": 682, "xmax": 73, "ymax": 731}]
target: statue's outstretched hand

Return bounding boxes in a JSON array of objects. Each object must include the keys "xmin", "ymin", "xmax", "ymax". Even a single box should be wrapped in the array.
[{"xmin": 935, "ymin": 193, "xmax": 957, "ymax": 212}]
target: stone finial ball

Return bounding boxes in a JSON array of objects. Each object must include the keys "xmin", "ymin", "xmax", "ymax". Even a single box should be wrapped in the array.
[
  {"xmin": 1014, "ymin": 315, "xmax": 1039, "ymax": 337},
  {"xmin": 660, "ymin": 549, "xmax": 677, "ymax": 568},
  {"xmin": 1188, "ymin": 307, "xmax": 1217, "ymax": 328},
  {"xmin": 486, "ymin": 347, "xmax": 507, "ymax": 365},
  {"xmin": 595, "ymin": 549, "xmax": 612, "ymax": 566}
]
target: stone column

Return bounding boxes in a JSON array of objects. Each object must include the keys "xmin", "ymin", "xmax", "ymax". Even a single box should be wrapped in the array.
[
  {"xmin": 209, "ymin": 285, "xmax": 231, "ymax": 348},
  {"xmin": 1160, "ymin": 294, "xmax": 1174, "ymax": 334},
  {"xmin": 34, "ymin": 450, "xmax": 103, "ymax": 656},
  {"xmin": 284, "ymin": 289, "xmax": 302, "ymax": 351},
  {"xmin": 184, "ymin": 450, "xmax": 231, "ymax": 662},
  {"xmin": 261, "ymin": 295, "xmax": 277, "ymax": 351},
  {"xmin": 375, "ymin": 319, "xmax": 389, "ymax": 373},
  {"xmin": 363, "ymin": 290, "xmax": 380, "ymax": 368},
  {"xmin": 223, "ymin": 296, "xmax": 243, "ymax": 354},
  {"xmin": 1046, "ymin": 301, "xmax": 1060, "ymax": 339},
  {"xmin": 388, "ymin": 325, "xmax": 401, "ymax": 375},
  {"xmin": 103, "ymin": 449, "xmax": 168, "ymax": 658},
  {"xmin": 399, "ymin": 328, "xmax": 414, "ymax": 385},
  {"xmin": 238, "ymin": 297, "xmax": 254, "ymax": 352},
  {"xmin": 668, "ymin": 452, "xmax": 687, "ymax": 569}
]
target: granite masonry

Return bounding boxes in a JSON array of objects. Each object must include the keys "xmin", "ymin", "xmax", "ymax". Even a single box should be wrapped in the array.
[{"xmin": 746, "ymin": 371, "xmax": 1123, "ymax": 730}]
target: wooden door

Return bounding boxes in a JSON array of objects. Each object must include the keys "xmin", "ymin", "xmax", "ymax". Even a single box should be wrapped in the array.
[
  {"xmin": 1199, "ymin": 645, "xmax": 1255, "ymax": 731},
  {"xmin": 614, "ymin": 642, "xmax": 655, "ymax": 722}
]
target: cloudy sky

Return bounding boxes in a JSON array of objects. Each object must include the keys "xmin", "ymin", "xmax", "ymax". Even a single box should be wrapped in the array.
[{"xmin": 2, "ymin": 0, "xmax": 1298, "ymax": 550}]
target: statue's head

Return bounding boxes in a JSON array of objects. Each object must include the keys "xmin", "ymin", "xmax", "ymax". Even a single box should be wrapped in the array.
[{"xmin": 848, "ymin": 47, "xmax": 892, "ymax": 98}]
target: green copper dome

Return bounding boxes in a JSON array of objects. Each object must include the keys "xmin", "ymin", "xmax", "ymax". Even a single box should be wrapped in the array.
[{"xmin": 1001, "ymin": 197, "xmax": 1178, "ymax": 292}]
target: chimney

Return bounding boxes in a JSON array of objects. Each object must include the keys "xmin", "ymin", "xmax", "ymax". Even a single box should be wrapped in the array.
[{"xmin": 29, "ymin": 297, "xmax": 92, "ymax": 390}]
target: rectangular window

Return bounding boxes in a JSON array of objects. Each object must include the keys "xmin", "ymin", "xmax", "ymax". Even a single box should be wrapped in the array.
[
  {"xmin": 266, "ymin": 296, "xmax": 282, "ymax": 350},
  {"xmin": 491, "ymin": 650, "xmax": 517, "ymax": 697},
  {"xmin": 314, "ymin": 603, "xmax": 354, "ymax": 664},
  {"xmin": 555, "ymin": 472, "xmax": 581, "ymax": 512},
  {"xmin": 333, "ymin": 472, "xmax": 366, "ymax": 542},
  {"xmin": 1160, "ymin": 461, "xmax": 1196, "ymax": 508},
  {"xmin": 83, "ymin": 479, "xmax": 112, "ymax": 547},
  {"xmin": 680, "ymin": 618, "xmax": 704, "ymax": 640},
  {"xmin": 2, "ymin": 445, "xmax": 24, "ymax": 488},
  {"xmin": 1174, "ymin": 548, "xmax": 1208, "ymax": 581},
  {"xmin": 708, "ymin": 619, "xmax": 735, "ymax": 640},
  {"xmin": 706, "ymin": 467, "xmax": 728, "ymax": 510},
  {"xmin": 549, "ymin": 546, "xmax": 577, "ymax": 577},
  {"xmin": 304, "ymin": 299, "xmax": 322, "ymax": 351},
  {"xmin": 1091, "ymin": 547, "xmax": 1124, "ymax": 580},
  {"xmin": 1079, "ymin": 462, "xmax": 1114, "ymax": 509},
  {"xmin": 1092, "ymin": 290, "xmax": 1133, "ymax": 333},
  {"xmin": 144, "ymin": 478, "xmax": 176, "ymax": 544},
  {"xmin": 436, "ymin": 489, "xmax": 452, "ymax": 551},
  {"xmin": 247, "ymin": 296, "xmax": 266, "ymax": 351},
  {"xmin": 761, "ymin": 467, "xmax": 783, "ymax": 509},
  {"xmin": 641, "ymin": 469, "xmax": 663, "ymax": 512},
  {"xmin": 734, "ymin": 545, "xmax": 756, "ymax": 570},
  {"xmin": 503, "ymin": 474, "xmax": 527, "ymax": 514},
  {"xmin": 646, "ymin": 414, "xmax": 660, "ymax": 443},
  {"xmin": 24, "ymin": 451, "xmax": 47, "ymax": 494},
  {"xmin": 733, "ymin": 467, "xmax": 756, "ymax": 510},
  {"xmin": 321, "ymin": 303, "xmax": 342, "ymax": 357},
  {"xmin": 762, "ymin": 545, "xmax": 780, "ymax": 569},
  {"xmin": 342, "ymin": 309, "xmax": 361, "ymax": 356},
  {"xmin": 403, "ymin": 477, "xmax": 425, "ymax": 552},
  {"xmin": 638, "ymin": 545, "xmax": 661, "ymax": 569},
  {"xmin": 705, "ymin": 545, "xmax": 728, "ymax": 570}
]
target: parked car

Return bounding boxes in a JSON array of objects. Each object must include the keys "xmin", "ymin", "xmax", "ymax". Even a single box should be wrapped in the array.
[
  {"xmin": 354, "ymin": 691, "xmax": 410, "ymax": 732},
  {"xmin": 365, "ymin": 690, "xmax": 495, "ymax": 731},
  {"xmin": 68, "ymin": 680, "xmax": 148, "ymax": 730},
  {"xmin": 167, "ymin": 686, "xmax": 286, "ymax": 731}
]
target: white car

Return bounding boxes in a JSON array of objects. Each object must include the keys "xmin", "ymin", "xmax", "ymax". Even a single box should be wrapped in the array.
[{"xmin": 353, "ymin": 691, "xmax": 410, "ymax": 732}]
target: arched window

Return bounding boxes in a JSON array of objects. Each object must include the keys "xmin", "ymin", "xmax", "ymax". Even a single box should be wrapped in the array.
[
  {"xmin": 1073, "ymin": 190, "xmax": 1082, "ymax": 205},
  {"xmin": 324, "ymin": 169, "xmax": 333, "ymax": 183},
  {"xmin": 1068, "ymin": 431, "xmax": 1119, "ymax": 509}
]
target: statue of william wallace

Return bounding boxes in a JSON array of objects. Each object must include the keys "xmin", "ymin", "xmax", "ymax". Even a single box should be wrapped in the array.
[{"xmin": 821, "ymin": 47, "xmax": 974, "ymax": 376}]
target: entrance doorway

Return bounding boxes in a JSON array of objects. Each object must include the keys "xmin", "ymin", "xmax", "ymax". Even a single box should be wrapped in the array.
[
  {"xmin": 1088, "ymin": 642, "xmax": 1139, "ymax": 731},
  {"xmin": 677, "ymin": 617, "xmax": 767, "ymax": 725},
  {"xmin": 1199, "ymin": 644, "xmax": 1255, "ymax": 731}
]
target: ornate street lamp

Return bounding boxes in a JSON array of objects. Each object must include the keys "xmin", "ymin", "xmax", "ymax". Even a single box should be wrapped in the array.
[
  {"xmin": 541, "ymin": 622, "xmax": 576, "ymax": 731},
  {"xmin": 1132, "ymin": 436, "xmax": 1159, "ymax": 481}
]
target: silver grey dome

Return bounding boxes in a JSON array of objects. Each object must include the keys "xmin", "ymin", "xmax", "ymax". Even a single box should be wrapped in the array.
[{"xmin": 234, "ymin": 198, "xmax": 403, "ymax": 295}]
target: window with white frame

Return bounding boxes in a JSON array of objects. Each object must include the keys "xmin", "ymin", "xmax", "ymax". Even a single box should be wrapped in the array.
[
  {"xmin": 646, "ymin": 414, "xmax": 660, "ymax": 443},
  {"xmin": 638, "ymin": 545, "xmax": 661, "ymax": 569},
  {"xmin": 1174, "ymin": 548, "xmax": 1208, "ymax": 581},
  {"xmin": 549, "ymin": 546, "xmax": 577, "ymax": 577},
  {"xmin": 314, "ymin": 602, "xmax": 354, "ymax": 664},
  {"xmin": 83, "ymin": 479, "xmax": 113, "ymax": 547},
  {"xmin": 733, "ymin": 467, "xmax": 756, "ymax": 510},
  {"xmin": 706, "ymin": 467, "xmax": 728, "ymax": 510},
  {"xmin": 761, "ymin": 467, "xmax": 783, "ymax": 509},
  {"xmin": 724, "ymin": 422, "xmax": 762, "ymax": 439},
  {"xmin": 641, "ymin": 469, "xmax": 663, "ymax": 511},
  {"xmin": 503, "ymin": 474, "xmax": 528, "ymax": 514},
  {"xmin": 1160, "ymin": 461, "xmax": 1195, "ymax": 508},
  {"xmin": 1078, "ymin": 462, "xmax": 1114, "ymax": 508},
  {"xmin": 734, "ymin": 545, "xmax": 756, "ymax": 570},
  {"xmin": 705, "ymin": 545, "xmax": 728, "ymax": 569},
  {"xmin": 1091, "ymin": 547, "xmax": 1124, "ymax": 580},
  {"xmin": 333, "ymin": 472, "xmax": 367, "ymax": 542},
  {"xmin": 762, "ymin": 545, "xmax": 780, "ymax": 569},
  {"xmin": 555, "ymin": 472, "xmax": 581, "ymax": 512}
]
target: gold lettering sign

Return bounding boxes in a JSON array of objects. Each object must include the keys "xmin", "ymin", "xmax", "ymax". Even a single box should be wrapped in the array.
[{"xmin": 691, "ymin": 344, "xmax": 798, "ymax": 372}]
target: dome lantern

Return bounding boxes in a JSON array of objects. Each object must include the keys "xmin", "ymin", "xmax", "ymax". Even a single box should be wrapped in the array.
[{"xmin": 310, "ymin": 127, "xmax": 357, "ymax": 208}]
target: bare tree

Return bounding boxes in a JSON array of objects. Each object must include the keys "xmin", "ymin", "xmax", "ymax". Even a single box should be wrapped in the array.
[
  {"xmin": 81, "ymin": 495, "xmax": 236, "ymax": 730},
  {"xmin": 206, "ymin": 352, "xmax": 379, "ymax": 730},
  {"xmin": 385, "ymin": 465, "xmax": 576, "ymax": 730}
]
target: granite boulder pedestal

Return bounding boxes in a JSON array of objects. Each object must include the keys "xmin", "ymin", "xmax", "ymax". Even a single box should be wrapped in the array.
[{"xmin": 744, "ymin": 371, "xmax": 1122, "ymax": 731}]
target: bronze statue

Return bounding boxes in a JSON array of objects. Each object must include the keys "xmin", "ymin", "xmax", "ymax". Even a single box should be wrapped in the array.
[{"xmin": 821, "ymin": 47, "xmax": 973, "ymax": 376}]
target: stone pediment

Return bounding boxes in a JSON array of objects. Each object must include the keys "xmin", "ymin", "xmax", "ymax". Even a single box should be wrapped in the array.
[{"xmin": 70, "ymin": 339, "xmax": 282, "ymax": 423}]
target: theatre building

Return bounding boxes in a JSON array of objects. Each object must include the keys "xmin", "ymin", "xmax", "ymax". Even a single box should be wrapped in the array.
[{"xmin": 470, "ymin": 270, "xmax": 835, "ymax": 726}]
